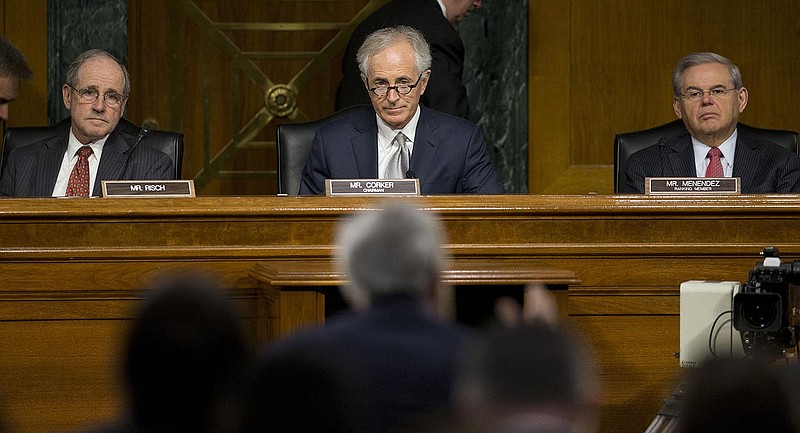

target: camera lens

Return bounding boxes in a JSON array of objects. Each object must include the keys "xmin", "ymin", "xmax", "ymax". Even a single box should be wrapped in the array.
[{"xmin": 742, "ymin": 299, "xmax": 778, "ymax": 329}]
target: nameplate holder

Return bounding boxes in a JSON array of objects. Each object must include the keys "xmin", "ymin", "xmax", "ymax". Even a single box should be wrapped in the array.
[
  {"xmin": 325, "ymin": 179, "xmax": 420, "ymax": 196},
  {"xmin": 645, "ymin": 177, "xmax": 740, "ymax": 195},
  {"xmin": 101, "ymin": 180, "xmax": 196, "ymax": 198}
]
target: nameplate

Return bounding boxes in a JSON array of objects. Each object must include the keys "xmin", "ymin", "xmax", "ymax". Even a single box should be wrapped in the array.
[
  {"xmin": 101, "ymin": 180, "xmax": 196, "ymax": 198},
  {"xmin": 645, "ymin": 177, "xmax": 740, "ymax": 195},
  {"xmin": 325, "ymin": 179, "xmax": 420, "ymax": 196}
]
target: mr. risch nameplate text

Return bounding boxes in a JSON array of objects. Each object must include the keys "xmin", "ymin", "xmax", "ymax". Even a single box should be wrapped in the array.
[{"xmin": 101, "ymin": 180, "xmax": 196, "ymax": 197}]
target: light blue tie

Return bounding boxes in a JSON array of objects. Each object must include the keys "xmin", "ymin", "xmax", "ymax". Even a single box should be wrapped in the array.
[{"xmin": 384, "ymin": 132, "xmax": 409, "ymax": 179}]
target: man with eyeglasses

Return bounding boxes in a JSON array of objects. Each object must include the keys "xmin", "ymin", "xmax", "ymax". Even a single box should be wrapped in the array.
[
  {"xmin": 299, "ymin": 25, "xmax": 504, "ymax": 195},
  {"xmin": 336, "ymin": 0, "xmax": 482, "ymax": 119},
  {"xmin": 0, "ymin": 49, "xmax": 172, "ymax": 197},
  {"xmin": 622, "ymin": 52, "xmax": 800, "ymax": 193}
]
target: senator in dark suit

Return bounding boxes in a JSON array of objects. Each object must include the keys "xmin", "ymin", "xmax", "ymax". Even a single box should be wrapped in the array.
[
  {"xmin": 335, "ymin": 0, "xmax": 482, "ymax": 118},
  {"xmin": 623, "ymin": 123, "xmax": 800, "ymax": 193},
  {"xmin": 0, "ymin": 118, "xmax": 173, "ymax": 197},
  {"xmin": 623, "ymin": 51, "xmax": 800, "ymax": 194},
  {"xmin": 298, "ymin": 104, "xmax": 505, "ymax": 195},
  {"xmin": 243, "ymin": 204, "xmax": 469, "ymax": 433},
  {"xmin": 0, "ymin": 48, "xmax": 173, "ymax": 197},
  {"xmin": 301, "ymin": 25, "xmax": 504, "ymax": 195}
]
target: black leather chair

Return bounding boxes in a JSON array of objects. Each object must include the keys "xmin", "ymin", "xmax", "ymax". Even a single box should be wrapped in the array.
[
  {"xmin": 1, "ymin": 117, "xmax": 185, "ymax": 179},
  {"xmin": 276, "ymin": 106, "xmax": 363, "ymax": 195},
  {"xmin": 613, "ymin": 120, "xmax": 799, "ymax": 193}
]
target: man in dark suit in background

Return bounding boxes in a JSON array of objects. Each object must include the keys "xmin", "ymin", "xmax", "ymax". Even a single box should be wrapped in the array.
[
  {"xmin": 0, "ymin": 36, "xmax": 32, "ymax": 122},
  {"xmin": 622, "ymin": 52, "xmax": 800, "ymax": 193},
  {"xmin": 336, "ymin": 0, "xmax": 482, "ymax": 119},
  {"xmin": 247, "ymin": 203, "xmax": 469, "ymax": 433},
  {"xmin": 299, "ymin": 25, "xmax": 504, "ymax": 195},
  {"xmin": 0, "ymin": 49, "xmax": 172, "ymax": 197}
]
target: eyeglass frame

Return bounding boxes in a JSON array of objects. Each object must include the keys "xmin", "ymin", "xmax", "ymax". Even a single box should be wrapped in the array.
[
  {"xmin": 65, "ymin": 83, "xmax": 128, "ymax": 108},
  {"xmin": 678, "ymin": 86, "xmax": 740, "ymax": 103},
  {"xmin": 368, "ymin": 73, "xmax": 424, "ymax": 98}
]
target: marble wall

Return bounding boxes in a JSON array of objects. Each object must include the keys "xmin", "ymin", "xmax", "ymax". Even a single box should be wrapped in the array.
[
  {"xmin": 460, "ymin": 0, "xmax": 528, "ymax": 193},
  {"xmin": 47, "ymin": 0, "xmax": 128, "ymax": 124}
]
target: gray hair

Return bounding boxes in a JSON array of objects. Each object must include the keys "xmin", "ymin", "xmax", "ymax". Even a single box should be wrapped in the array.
[
  {"xmin": 0, "ymin": 36, "xmax": 32, "ymax": 80},
  {"xmin": 672, "ymin": 52, "xmax": 743, "ymax": 97},
  {"xmin": 356, "ymin": 25, "xmax": 432, "ymax": 79},
  {"xmin": 65, "ymin": 49, "xmax": 131, "ymax": 96},
  {"xmin": 336, "ymin": 202, "xmax": 445, "ymax": 309}
]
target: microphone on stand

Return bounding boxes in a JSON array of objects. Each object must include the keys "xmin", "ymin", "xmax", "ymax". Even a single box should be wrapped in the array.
[
  {"xmin": 657, "ymin": 138, "xmax": 671, "ymax": 177},
  {"xmin": 130, "ymin": 127, "xmax": 150, "ymax": 152}
]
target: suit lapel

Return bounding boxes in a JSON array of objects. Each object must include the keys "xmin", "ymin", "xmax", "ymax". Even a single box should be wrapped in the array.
[
  {"xmin": 94, "ymin": 128, "xmax": 132, "ymax": 193},
  {"xmin": 36, "ymin": 133, "xmax": 69, "ymax": 196},
  {"xmin": 666, "ymin": 135, "xmax": 697, "ymax": 177},
  {"xmin": 732, "ymin": 131, "xmax": 758, "ymax": 192},
  {"xmin": 351, "ymin": 109, "xmax": 379, "ymax": 178},
  {"xmin": 408, "ymin": 108, "xmax": 440, "ymax": 183}
]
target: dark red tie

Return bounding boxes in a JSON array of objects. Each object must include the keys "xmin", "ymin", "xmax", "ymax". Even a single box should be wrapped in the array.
[
  {"xmin": 705, "ymin": 147, "xmax": 724, "ymax": 178},
  {"xmin": 65, "ymin": 146, "xmax": 93, "ymax": 197}
]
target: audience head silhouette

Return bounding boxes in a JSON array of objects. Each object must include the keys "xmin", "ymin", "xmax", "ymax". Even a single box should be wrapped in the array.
[
  {"xmin": 336, "ymin": 201, "xmax": 446, "ymax": 310},
  {"xmin": 678, "ymin": 357, "xmax": 796, "ymax": 433},
  {"xmin": 123, "ymin": 271, "xmax": 249, "ymax": 433},
  {"xmin": 455, "ymin": 321, "xmax": 599, "ymax": 433},
  {"xmin": 240, "ymin": 346, "xmax": 367, "ymax": 433}
]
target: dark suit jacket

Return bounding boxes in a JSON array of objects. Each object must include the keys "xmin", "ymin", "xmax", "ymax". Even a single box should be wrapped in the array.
[
  {"xmin": 298, "ymin": 105, "xmax": 505, "ymax": 195},
  {"xmin": 259, "ymin": 295, "xmax": 470, "ymax": 433},
  {"xmin": 622, "ymin": 124, "xmax": 800, "ymax": 193},
  {"xmin": 0, "ymin": 120, "xmax": 173, "ymax": 197},
  {"xmin": 335, "ymin": 0, "xmax": 469, "ymax": 118}
]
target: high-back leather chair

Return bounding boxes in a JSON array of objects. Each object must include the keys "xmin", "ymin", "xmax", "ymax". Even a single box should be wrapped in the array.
[
  {"xmin": 613, "ymin": 120, "xmax": 799, "ymax": 193},
  {"xmin": 275, "ymin": 106, "xmax": 363, "ymax": 195},
  {"xmin": 1, "ymin": 117, "xmax": 185, "ymax": 179}
]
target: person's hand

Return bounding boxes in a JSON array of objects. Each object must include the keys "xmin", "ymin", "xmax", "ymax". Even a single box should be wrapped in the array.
[{"xmin": 493, "ymin": 283, "xmax": 561, "ymax": 327}]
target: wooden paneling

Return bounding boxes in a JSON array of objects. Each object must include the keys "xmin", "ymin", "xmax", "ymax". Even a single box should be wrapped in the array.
[
  {"xmin": 529, "ymin": 0, "xmax": 800, "ymax": 194},
  {"xmin": 127, "ymin": 0, "xmax": 379, "ymax": 195},
  {"xmin": 2, "ymin": 195, "xmax": 800, "ymax": 433},
  {"xmin": 1, "ymin": 0, "xmax": 48, "ymax": 127}
]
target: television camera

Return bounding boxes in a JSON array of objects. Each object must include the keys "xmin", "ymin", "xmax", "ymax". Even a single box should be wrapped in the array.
[{"xmin": 733, "ymin": 246, "xmax": 800, "ymax": 359}]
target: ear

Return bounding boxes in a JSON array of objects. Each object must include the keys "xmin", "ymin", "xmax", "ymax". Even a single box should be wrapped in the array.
[
  {"xmin": 418, "ymin": 70, "xmax": 431, "ymax": 95},
  {"xmin": 737, "ymin": 87, "xmax": 749, "ymax": 113},
  {"xmin": 62, "ymin": 84, "xmax": 72, "ymax": 110},
  {"xmin": 672, "ymin": 98, "xmax": 682, "ymax": 119}
]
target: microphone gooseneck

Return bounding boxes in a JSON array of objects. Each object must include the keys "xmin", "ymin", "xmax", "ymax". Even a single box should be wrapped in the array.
[
  {"xmin": 657, "ymin": 137, "xmax": 670, "ymax": 177},
  {"xmin": 131, "ymin": 127, "xmax": 150, "ymax": 152}
]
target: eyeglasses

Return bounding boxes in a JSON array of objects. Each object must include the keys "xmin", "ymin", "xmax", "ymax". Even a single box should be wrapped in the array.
[
  {"xmin": 679, "ymin": 87, "xmax": 739, "ymax": 102},
  {"xmin": 67, "ymin": 84, "xmax": 127, "ymax": 108},
  {"xmin": 368, "ymin": 74, "xmax": 423, "ymax": 98}
]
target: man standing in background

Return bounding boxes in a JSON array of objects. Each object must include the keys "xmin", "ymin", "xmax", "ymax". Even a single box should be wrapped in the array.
[
  {"xmin": 0, "ymin": 36, "xmax": 32, "ymax": 122},
  {"xmin": 336, "ymin": 0, "xmax": 482, "ymax": 119}
]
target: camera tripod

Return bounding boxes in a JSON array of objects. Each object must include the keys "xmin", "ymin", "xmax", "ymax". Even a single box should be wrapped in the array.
[{"xmin": 644, "ymin": 383, "xmax": 684, "ymax": 433}]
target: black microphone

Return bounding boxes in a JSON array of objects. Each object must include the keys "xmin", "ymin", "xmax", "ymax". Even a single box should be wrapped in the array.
[
  {"xmin": 130, "ymin": 127, "xmax": 150, "ymax": 152},
  {"xmin": 657, "ymin": 137, "xmax": 670, "ymax": 177},
  {"xmin": 405, "ymin": 170, "xmax": 416, "ymax": 179}
]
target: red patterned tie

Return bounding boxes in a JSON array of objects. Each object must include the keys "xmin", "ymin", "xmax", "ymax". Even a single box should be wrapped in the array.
[
  {"xmin": 65, "ymin": 146, "xmax": 93, "ymax": 197},
  {"xmin": 705, "ymin": 147, "xmax": 724, "ymax": 178}
]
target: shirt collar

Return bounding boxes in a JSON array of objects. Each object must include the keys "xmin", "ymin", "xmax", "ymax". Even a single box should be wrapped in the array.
[
  {"xmin": 67, "ymin": 129, "xmax": 109, "ymax": 161},
  {"xmin": 692, "ymin": 128, "xmax": 737, "ymax": 169},
  {"xmin": 375, "ymin": 105, "xmax": 422, "ymax": 146},
  {"xmin": 436, "ymin": 0, "xmax": 447, "ymax": 17}
]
